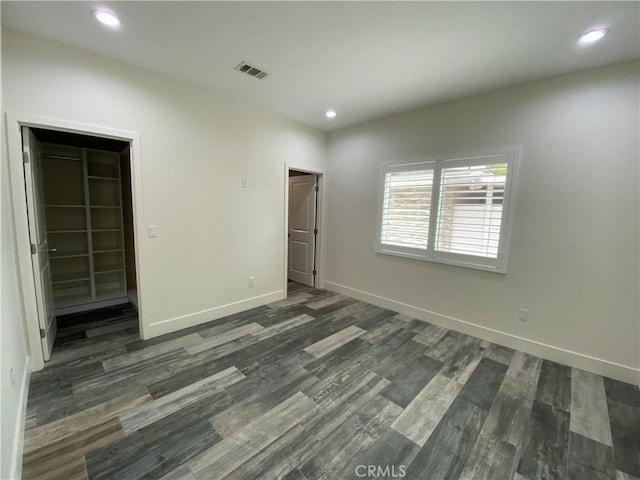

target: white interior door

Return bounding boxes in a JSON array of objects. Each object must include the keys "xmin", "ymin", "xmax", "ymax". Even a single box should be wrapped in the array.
[
  {"xmin": 288, "ymin": 174, "xmax": 317, "ymax": 287},
  {"xmin": 22, "ymin": 127, "xmax": 57, "ymax": 360}
]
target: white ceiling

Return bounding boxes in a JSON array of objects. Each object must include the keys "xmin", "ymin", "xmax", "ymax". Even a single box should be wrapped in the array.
[{"xmin": 2, "ymin": 1, "xmax": 639, "ymax": 131}]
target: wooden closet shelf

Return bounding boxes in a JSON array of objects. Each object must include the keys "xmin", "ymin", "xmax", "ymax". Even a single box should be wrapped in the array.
[
  {"xmin": 95, "ymin": 268, "xmax": 125, "ymax": 275},
  {"xmin": 88, "ymin": 176, "xmax": 119, "ymax": 181},
  {"xmin": 53, "ymin": 294, "xmax": 93, "ymax": 308},
  {"xmin": 45, "ymin": 204, "xmax": 86, "ymax": 208},
  {"xmin": 95, "ymin": 290, "xmax": 127, "ymax": 301},
  {"xmin": 41, "ymin": 154, "xmax": 82, "ymax": 162},
  {"xmin": 50, "ymin": 252, "xmax": 89, "ymax": 259},
  {"xmin": 52, "ymin": 274, "xmax": 91, "ymax": 285}
]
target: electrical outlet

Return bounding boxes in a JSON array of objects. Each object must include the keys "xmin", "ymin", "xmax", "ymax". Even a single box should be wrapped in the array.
[
  {"xmin": 248, "ymin": 276, "xmax": 255, "ymax": 287},
  {"xmin": 147, "ymin": 225, "xmax": 158, "ymax": 238},
  {"xmin": 518, "ymin": 308, "xmax": 529, "ymax": 322},
  {"xmin": 242, "ymin": 178, "xmax": 249, "ymax": 188}
]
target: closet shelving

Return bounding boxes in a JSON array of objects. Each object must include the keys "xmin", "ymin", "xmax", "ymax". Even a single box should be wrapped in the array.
[{"xmin": 42, "ymin": 144, "xmax": 127, "ymax": 312}]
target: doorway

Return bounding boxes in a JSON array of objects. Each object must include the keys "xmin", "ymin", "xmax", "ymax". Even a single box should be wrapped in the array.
[
  {"xmin": 7, "ymin": 113, "xmax": 143, "ymax": 370},
  {"xmin": 21, "ymin": 127, "xmax": 139, "ymax": 360},
  {"xmin": 287, "ymin": 169, "xmax": 319, "ymax": 288}
]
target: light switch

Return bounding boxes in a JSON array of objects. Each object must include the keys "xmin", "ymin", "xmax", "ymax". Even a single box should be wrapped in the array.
[
  {"xmin": 242, "ymin": 178, "xmax": 249, "ymax": 188},
  {"xmin": 147, "ymin": 224, "xmax": 158, "ymax": 238}
]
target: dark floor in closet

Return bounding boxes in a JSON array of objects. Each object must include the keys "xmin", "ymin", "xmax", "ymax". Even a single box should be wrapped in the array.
[
  {"xmin": 54, "ymin": 303, "xmax": 139, "ymax": 343},
  {"xmin": 23, "ymin": 283, "xmax": 640, "ymax": 480}
]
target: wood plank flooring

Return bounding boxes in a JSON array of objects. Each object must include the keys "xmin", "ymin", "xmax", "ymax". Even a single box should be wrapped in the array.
[{"xmin": 23, "ymin": 284, "xmax": 640, "ymax": 480}]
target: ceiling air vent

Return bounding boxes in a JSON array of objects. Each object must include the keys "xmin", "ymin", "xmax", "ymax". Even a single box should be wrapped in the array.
[{"xmin": 234, "ymin": 61, "xmax": 269, "ymax": 80}]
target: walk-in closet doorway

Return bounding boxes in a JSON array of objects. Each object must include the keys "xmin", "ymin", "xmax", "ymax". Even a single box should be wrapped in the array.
[{"xmin": 7, "ymin": 114, "xmax": 145, "ymax": 371}]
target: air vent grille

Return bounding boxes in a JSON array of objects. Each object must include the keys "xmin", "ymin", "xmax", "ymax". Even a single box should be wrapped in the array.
[{"xmin": 235, "ymin": 61, "xmax": 268, "ymax": 80}]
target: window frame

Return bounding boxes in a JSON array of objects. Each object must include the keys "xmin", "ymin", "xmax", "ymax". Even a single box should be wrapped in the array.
[{"xmin": 375, "ymin": 150, "xmax": 519, "ymax": 274}]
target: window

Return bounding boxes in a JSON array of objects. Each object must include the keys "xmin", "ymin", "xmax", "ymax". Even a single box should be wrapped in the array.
[{"xmin": 376, "ymin": 151, "xmax": 518, "ymax": 273}]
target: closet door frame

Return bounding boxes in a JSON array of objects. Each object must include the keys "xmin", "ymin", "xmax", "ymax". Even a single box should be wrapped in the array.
[{"xmin": 6, "ymin": 113, "xmax": 145, "ymax": 371}]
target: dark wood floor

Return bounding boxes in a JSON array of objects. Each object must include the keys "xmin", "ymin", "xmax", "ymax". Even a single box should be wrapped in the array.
[{"xmin": 23, "ymin": 283, "xmax": 639, "ymax": 480}]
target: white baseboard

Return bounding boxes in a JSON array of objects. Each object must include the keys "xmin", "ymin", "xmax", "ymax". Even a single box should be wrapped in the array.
[
  {"xmin": 9, "ymin": 357, "xmax": 31, "ymax": 480},
  {"xmin": 145, "ymin": 290, "xmax": 286, "ymax": 338},
  {"xmin": 324, "ymin": 281, "xmax": 640, "ymax": 386}
]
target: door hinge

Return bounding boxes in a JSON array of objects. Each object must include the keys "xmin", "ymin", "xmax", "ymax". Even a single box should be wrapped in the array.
[
  {"xmin": 314, "ymin": 185, "xmax": 319, "ymax": 192},
  {"xmin": 313, "ymin": 228, "xmax": 318, "ymax": 235},
  {"xmin": 312, "ymin": 270, "xmax": 317, "ymax": 276},
  {"xmin": 31, "ymin": 243, "xmax": 37, "ymax": 255},
  {"xmin": 22, "ymin": 151, "xmax": 30, "ymax": 164},
  {"xmin": 39, "ymin": 328, "xmax": 46, "ymax": 339}
]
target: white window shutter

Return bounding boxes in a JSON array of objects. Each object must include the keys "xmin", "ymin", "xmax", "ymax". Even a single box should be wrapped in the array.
[
  {"xmin": 435, "ymin": 163, "xmax": 507, "ymax": 259},
  {"xmin": 376, "ymin": 151, "xmax": 517, "ymax": 273},
  {"xmin": 380, "ymin": 169, "xmax": 433, "ymax": 250}
]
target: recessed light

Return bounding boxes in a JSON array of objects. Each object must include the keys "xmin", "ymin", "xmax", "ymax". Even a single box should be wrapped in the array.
[
  {"xmin": 93, "ymin": 9, "xmax": 120, "ymax": 28},
  {"xmin": 578, "ymin": 28, "xmax": 608, "ymax": 45},
  {"xmin": 325, "ymin": 110, "xmax": 337, "ymax": 119}
]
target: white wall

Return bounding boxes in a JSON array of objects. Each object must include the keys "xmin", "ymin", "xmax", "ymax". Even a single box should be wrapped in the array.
[
  {"xmin": 0, "ymin": 129, "xmax": 30, "ymax": 480},
  {"xmin": 2, "ymin": 28, "xmax": 327, "ymax": 344},
  {"xmin": 1, "ymin": 23, "xmax": 31, "ymax": 480},
  {"xmin": 325, "ymin": 61, "xmax": 640, "ymax": 383}
]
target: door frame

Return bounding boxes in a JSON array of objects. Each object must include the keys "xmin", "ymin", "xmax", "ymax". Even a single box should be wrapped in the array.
[
  {"xmin": 284, "ymin": 163, "xmax": 325, "ymax": 293},
  {"xmin": 6, "ymin": 112, "xmax": 145, "ymax": 371}
]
